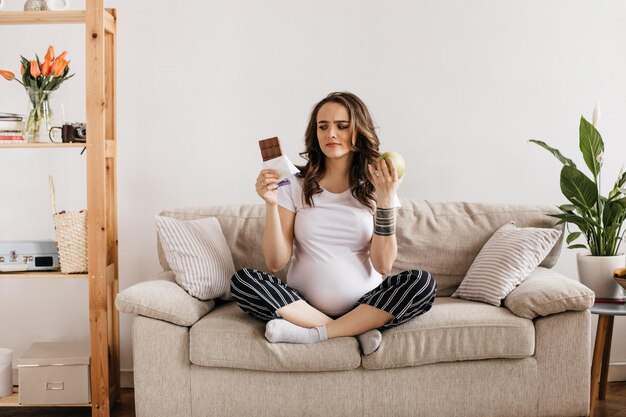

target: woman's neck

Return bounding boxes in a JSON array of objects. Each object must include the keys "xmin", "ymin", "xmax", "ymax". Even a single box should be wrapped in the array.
[{"xmin": 320, "ymin": 156, "xmax": 352, "ymax": 193}]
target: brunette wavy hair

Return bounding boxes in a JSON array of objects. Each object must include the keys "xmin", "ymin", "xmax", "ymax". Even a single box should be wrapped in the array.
[{"xmin": 298, "ymin": 92, "xmax": 381, "ymax": 210}]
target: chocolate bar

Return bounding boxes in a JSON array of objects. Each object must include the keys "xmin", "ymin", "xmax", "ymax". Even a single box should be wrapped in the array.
[{"xmin": 259, "ymin": 137, "xmax": 283, "ymax": 162}]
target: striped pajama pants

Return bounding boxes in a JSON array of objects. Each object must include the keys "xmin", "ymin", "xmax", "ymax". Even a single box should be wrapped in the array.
[{"xmin": 230, "ymin": 268, "xmax": 436, "ymax": 329}]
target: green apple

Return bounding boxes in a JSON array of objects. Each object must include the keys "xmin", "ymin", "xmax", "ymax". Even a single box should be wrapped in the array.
[{"xmin": 380, "ymin": 151, "xmax": 406, "ymax": 178}]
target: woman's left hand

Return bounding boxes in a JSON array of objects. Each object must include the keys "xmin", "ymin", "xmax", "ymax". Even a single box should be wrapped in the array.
[{"xmin": 368, "ymin": 158, "xmax": 402, "ymax": 208}]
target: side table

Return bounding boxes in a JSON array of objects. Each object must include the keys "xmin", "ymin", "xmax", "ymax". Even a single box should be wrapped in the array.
[{"xmin": 590, "ymin": 302, "xmax": 626, "ymax": 417}]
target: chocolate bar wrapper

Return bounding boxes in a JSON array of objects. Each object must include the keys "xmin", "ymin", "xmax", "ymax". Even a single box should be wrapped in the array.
[{"xmin": 262, "ymin": 155, "xmax": 300, "ymax": 187}]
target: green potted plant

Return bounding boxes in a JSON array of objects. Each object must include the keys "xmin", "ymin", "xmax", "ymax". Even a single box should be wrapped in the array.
[{"xmin": 530, "ymin": 105, "xmax": 626, "ymax": 299}]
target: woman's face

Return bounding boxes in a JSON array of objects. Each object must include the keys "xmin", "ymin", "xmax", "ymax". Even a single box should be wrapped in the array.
[{"xmin": 316, "ymin": 102, "xmax": 354, "ymax": 162}]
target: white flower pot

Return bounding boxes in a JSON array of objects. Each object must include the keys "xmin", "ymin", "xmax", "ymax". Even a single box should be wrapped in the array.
[{"xmin": 576, "ymin": 253, "xmax": 625, "ymax": 299}]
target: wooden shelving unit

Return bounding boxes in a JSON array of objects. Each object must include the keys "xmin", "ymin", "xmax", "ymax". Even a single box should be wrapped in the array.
[
  {"xmin": 0, "ymin": 271, "xmax": 88, "ymax": 279},
  {"xmin": 0, "ymin": 2, "xmax": 120, "ymax": 417},
  {"xmin": 0, "ymin": 388, "xmax": 89, "ymax": 407},
  {"xmin": 0, "ymin": 143, "xmax": 86, "ymax": 148}
]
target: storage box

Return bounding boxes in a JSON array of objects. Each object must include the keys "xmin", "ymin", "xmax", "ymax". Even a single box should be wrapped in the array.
[{"xmin": 17, "ymin": 342, "xmax": 90, "ymax": 405}]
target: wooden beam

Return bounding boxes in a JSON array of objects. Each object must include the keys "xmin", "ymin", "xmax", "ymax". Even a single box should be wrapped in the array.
[
  {"xmin": 105, "ymin": 14, "xmax": 121, "ymax": 404},
  {"xmin": 0, "ymin": 143, "xmax": 85, "ymax": 148},
  {"xmin": 105, "ymin": 140, "xmax": 116, "ymax": 159},
  {"xmin": 0, "ymin": 272, "xmax": 87, "ymax": 279},
  {"xmin": 0, "ymin": 10, "xmax": 85, "ymax": 25},
  {"xmin": 104, "ymin": 8, "xmax": 115, "ymax": 34},
  {"xmin": 86, "ymin": 0, "xmax": 111, "ymax": 416}
]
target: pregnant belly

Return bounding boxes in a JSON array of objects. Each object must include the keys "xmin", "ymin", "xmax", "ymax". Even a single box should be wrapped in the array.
[{"xmin": 287, "ymin": 255, "xmax": 381, "ymax": 316}]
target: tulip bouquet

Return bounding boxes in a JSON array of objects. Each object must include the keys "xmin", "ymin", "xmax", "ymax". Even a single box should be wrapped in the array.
[
  {"xmin": 0, "ymin": 45, "xmax": 74, "ymax": 142},
  {"xmin": 530, "ymin": 105, "xmax": 626, "ymax": 256}
]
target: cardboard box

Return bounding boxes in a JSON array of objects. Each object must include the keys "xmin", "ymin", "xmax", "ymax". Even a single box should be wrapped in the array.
[{"xmin": 18, "ymin": 342, "xmax": 90, "ymax": 405}]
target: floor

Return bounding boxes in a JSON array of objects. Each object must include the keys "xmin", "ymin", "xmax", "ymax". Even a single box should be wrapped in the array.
[
  {"xmin": 0, "ymin": 383, "xmax": 626, "ymax": 416},
  {"xmin": 596, "ymin": 382, "xmax": 626, "ymax": 417}
]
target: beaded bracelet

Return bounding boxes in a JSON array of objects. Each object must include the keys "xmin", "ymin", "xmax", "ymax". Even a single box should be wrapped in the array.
[{"xmin": 374, "ymin": 207, "xmax": 395, "ymax": 236}]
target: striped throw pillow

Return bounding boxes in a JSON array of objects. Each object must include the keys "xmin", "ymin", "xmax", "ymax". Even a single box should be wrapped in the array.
[
  {"xmin": 451, "ymin": 222, "xmax": 562, "ymax": 306},
  {"xmin": 156, "ymin": 216, "xmax": 235, "ymax": 301}
]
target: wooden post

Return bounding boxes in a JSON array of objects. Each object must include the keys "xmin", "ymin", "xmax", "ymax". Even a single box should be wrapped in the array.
[
  {"xmin": 590, "ymin": 315, "xmax": 611, "ymax": 417},
  {"xmin": 599, "ymin": 315, "xmax": 614, "ymax": 400},
  {"xmin": 105, "ymin": 7, "xmax": 120, "ymax": 406},
  {"xmin": 86, "ymin": 0, "xmax": 116, "ymax": 415}
]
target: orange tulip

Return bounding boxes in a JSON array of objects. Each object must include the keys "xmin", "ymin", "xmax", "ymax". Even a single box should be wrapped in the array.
[
  {"xmin": 0, "ymin": 70, "xmax": 15, "ymax": 81},
  {"xmin": 52, "ymin": 59, "xmax": 68, "ymax": 77},
  {"xmin": 30, "ymin": 60, "xmax": 41, "ymax": 78},
  {"xmin": 41, "ymin": 57, "xmax": 52, "ymax": 76},
  {"xmin": 20, "ymin": 64, "xmax": 25, "ymax": 76},
  {"xmin": 51, "ymin": 59, "xmax": 62, "ymax": 77},
  {"xmin": 44, "ymin": 45, "xmax": 55, "ymax": 62},
  {"xmin": 56, "ymin": 51, "xmax": 68, "ymax": 62}
]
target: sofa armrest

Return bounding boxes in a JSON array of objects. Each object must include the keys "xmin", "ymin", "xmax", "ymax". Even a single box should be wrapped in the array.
[
  {"xmin": 503, "ymin": 267, "xmax": 594, "ymax": 319},
  {"xmin": 115, "ymin": 270, "xmax": 215, "ymax": 326}
]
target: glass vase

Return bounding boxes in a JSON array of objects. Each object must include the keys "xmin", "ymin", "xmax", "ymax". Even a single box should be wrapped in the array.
[
  {"xmin": 24, "ymin": 88, "xmax": 63, "ymax": 143},
  {"xmin": 23, "ymin": 0, "xmax": 48, "ymax": 11}
]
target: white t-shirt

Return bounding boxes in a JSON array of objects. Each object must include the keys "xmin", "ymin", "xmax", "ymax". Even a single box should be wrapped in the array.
[{"xmin": 278, "ymin": 174, "xmax": 399, "ymax": 316}]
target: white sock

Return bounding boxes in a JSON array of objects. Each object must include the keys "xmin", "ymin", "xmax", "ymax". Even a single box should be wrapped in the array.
[
  {"xmin": 265, "ymin": 319, "xmax": 328, "ymax": 344},
  {"xmin": 357, "ymin": 329, "xmax": 382, "ymax": 355}
]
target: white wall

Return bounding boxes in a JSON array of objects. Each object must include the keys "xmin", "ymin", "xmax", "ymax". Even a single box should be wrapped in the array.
[{"xmin": 1, "ymin": 0, "xmax": 626, "ymax": 385}]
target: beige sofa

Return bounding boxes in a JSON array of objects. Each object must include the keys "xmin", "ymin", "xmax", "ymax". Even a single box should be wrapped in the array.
[{"xmin": 116, "ymin": 199, "xmax": 595, "ymax": 417}]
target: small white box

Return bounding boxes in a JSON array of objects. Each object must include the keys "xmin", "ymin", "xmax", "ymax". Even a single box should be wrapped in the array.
[
  {"xmin": 18, "ymin": 342, "xmax": 90, "ymax": 405},
  {"xmin": 0, "ymin": 348, "xmax": 12, "ymax": 397}
]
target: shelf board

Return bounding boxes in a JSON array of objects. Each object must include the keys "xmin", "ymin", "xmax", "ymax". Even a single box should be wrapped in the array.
[
  {"xmin": 0, "ymin": 9, "xmax": 115, "ymax": 26},
  {"xmin": 0, "ymin": 271, "xmax": 88, "ymax": 279},
  {"xmin": 0, "ymin": 10, "xmax": 87, "ymax": 25},
  {"xmin": 0, "ymin": 387, "xmax": 90, "ymax": 407},
  {"xmin": 0, "ymin": 142, "xmax": 86, "ymax": 148}
]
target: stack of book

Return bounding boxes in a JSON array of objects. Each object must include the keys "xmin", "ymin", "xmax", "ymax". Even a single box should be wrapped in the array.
[{"xmin": 0, "ymin": 112, "xmax": 25, "ymax": 143}]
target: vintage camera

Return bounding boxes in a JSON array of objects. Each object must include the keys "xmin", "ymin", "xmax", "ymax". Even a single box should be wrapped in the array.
[
  {"xmin": 62, "ymin": 123, "xmax": 87, "ymax": 143},
  {"xmin": 50, "ymin": 123, "xmax": 87, "ymax": 143}
]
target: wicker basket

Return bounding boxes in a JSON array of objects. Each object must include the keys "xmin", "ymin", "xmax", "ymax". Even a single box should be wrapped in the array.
[{"xmin": 49, "ymin": 176, "xmax": 87, "ymax": 274}]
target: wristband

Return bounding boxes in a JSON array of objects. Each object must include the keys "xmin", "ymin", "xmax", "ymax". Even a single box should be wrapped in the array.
[{"xmin": 374, "ymin": 207, "xmax": 395, "ymax": 236}]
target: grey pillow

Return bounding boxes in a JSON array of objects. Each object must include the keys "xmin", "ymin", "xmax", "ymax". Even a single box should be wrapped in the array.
[
  {"xmin": 504, "ymin": 267, "xmax": 595, "ymax": 319},
  {"xmin": 452, "ymin": 222, "xmax": 562, "ymax": 306},
  {"xmin": 115, "ymin": 272, "xmax": 215, "ymax": 326}
]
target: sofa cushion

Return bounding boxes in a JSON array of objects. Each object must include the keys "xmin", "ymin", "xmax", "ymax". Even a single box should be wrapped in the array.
[
  {"xmin": 156, "ymin": 216, "xmax": 235, "ymax": 300},
  {"xmin": 362, "ymin": 297, "xmax": 535, "ymax": 370},
  {"xmin": 115, "ymin": 271, "xmax": 216, "ymax": 327},
  {"xmin": 190, "ymin": 302, "xmax": 361, "ymax": 372},
  {"xmin": 504, "ymin": 267, "xmax": 595, "ymax": 319}
]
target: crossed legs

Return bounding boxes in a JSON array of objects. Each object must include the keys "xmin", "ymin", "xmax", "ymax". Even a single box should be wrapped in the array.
[
  {"xmin": 271, "ymin": 300, "xmax": 391, "ymax": 354},
  {"xmin": 276, "ymin": 300, "xmax": 394, "ymax": 339},
  {"xmin": 276, "ymin": 300, "xmax": 393, "ymax": 338},
  {"xmin": 230, "ymin": 268, "xmax": 436, "ymax": 354}
]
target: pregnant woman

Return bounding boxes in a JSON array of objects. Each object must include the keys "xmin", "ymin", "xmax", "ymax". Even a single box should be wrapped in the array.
[{"xmin": 231, "ymin": 91, "xmax": 436, "ymax": 354}]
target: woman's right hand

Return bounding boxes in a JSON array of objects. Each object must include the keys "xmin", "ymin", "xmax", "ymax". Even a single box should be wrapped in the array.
[{"xmin": 256, "ymin": 169, "xmax": 280, "ymax": 205}]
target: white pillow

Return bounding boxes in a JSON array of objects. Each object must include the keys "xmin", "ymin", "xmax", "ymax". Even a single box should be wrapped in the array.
[
  {"xmin": 452, "ymin": 222, "xmax": 562, "ymax": 306},
  {"xmin": 156, "ymin": 216, "xmax": 235, "ymax": 300}
]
